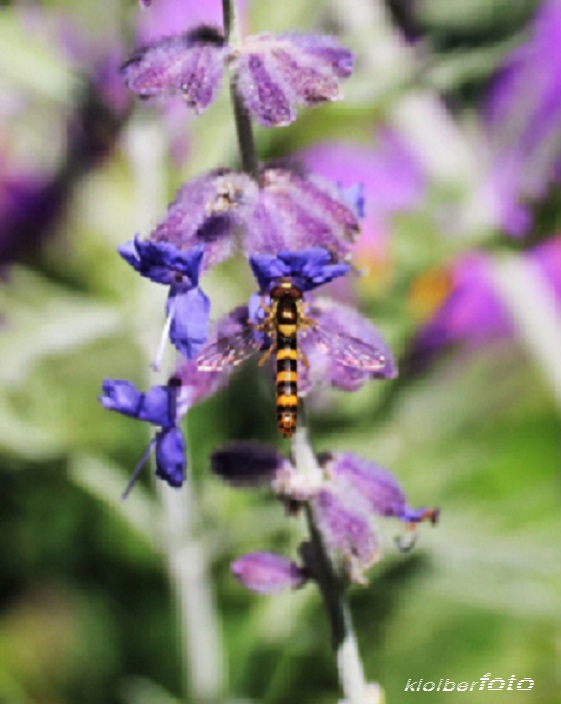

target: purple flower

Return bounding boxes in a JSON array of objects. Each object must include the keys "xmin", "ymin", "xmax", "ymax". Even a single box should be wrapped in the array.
[
  {"xmin": 312, "ymin": 489, "xmax": 379, "ymax": 584},
  {"xmin": 231, "ymin": 552, "xmax": 307, "ymax": 594},
  {"xmin": 484, "ymin": 0, "xmax": 561, "ymax": 236},
  {"xmin": 299, "ymin": 298, "xmax": 397, "ymax": 394},
  {"xmin": 327, "ymin": 453, "xmax": 439, "ymax": 525},
  {"xmin": 99, "ymin": 378, "xmax": 186, "ymax": 493},
  {"xmin": 149, "ymin": 164, "xmax": 360, "ymax": 265},
  {"xmin": 121, "ymin": 26, "xmax": 228, "ymax": 113},
  {"xmin": 302, "ymin": 129, "xmax": 425, "ymax": 293},
  {"xmin": 150, "ymin": 170, "xmax": 259, "ymax": 270},
  {"xmin": 118, "ymin": 237, "xmax": 210, "ymax": 358},
  {"xmin": 123, "ymin": 26, "xmax": 353, "ymax": 126},
  {"xmin": 233, "ymin": 33, "xmax": 353, "ymax": 126},
  {"xmin": 409, "ymin": 235, "xmax": 561, "ymax": 366},
  {"xmin": 244, "ymin": 164, "xmax": 361, "ymax": 258},
  {"xmin": 250, "ymin": 249, "xmax": 351, "ymax": 294}
]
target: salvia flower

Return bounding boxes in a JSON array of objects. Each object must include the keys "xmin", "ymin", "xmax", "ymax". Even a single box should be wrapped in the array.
[
  {"xmin": 231, "ymin": 552, "xmax": 307, "ymax": 594},
  {"xmin": 249, "ymin": 248, "xmax": 352, "ymax": 294},
  {"xmin": 232, "ymin": 33, "xmax": 353, "ymax": 126},
  {"xmin": 122, "ymin": 28, "xmax": 353, "ymax": 125},
  {"xmin": 211, "ymin": 443, "xmax": 437, "ymax": 587},
  {"xmin": 149, "ymin": 163, "xmax": 361, "ymax": 266},
  {"xmin": 118, "ymin": 237, "xmax": 210, "ymax": 359},
  {"xmin": 484, "ymin": 0, "xmax": 561, "ymax": 236},
  {"xmin": 99, "ymin": 378, "xmax": 186, "ymax": 494},
  {"xmin": 121, "ymin": 26, "xmax": 228, "ymax": 112}
]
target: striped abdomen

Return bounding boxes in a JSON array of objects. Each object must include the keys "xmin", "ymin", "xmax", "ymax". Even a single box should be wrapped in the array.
[{"xmin": 275, "ymin": 296, "xmax": 299, "ymax": 438}]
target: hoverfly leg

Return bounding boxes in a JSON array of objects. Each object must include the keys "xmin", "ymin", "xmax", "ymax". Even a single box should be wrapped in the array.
[
  {"xmin": 298, "ymin": 348, "xmax": 310, "ymax": 369},
  {"xmin": 258, "ymin": 345, "xmax": 276, "ymax": 366}
]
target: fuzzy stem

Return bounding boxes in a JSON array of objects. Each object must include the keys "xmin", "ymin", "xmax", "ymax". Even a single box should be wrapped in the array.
[
  {"xmin": 125, "ymin": 116, "xmax": 225, "ymax": 703},
  {"xmin": 222, "ymin": 0, "xmax": 259, "ymax": 178},
  {"xmin": 292, "ymin": 406, "xmax": 369, "ymax": 704}
]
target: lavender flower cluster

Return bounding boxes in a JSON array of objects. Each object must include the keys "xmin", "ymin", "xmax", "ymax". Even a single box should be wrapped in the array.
[{"xmin": 99, "ymin": 2, "xmax": 437, "ymax": 590}]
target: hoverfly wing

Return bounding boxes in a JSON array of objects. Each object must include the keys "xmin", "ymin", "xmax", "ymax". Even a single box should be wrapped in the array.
[
  {"xmin": 306, "ymin": 325, "xmax": 387, "ymax": 372},
  {"xmin": 196, "ymin": 330, "xmax": 261, "ymax": 371}
]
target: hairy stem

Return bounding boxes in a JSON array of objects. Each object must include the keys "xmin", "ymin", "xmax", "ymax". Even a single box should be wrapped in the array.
[
  {"xmin": 222, "ymin": 0, "xmax": 259, "ymax": 178},
  {"xmin": 125, "ymin": 116, "xmax": 225, "ymax": 702},
  {"xmin": 292, "ymin": 406, "xmax": 369, "ymax": 704}
]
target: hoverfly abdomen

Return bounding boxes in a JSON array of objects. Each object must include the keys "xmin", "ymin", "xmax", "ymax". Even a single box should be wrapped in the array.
[{"xmin": 273, "ymin": 287, "xmax": 300, "ymax": 438}]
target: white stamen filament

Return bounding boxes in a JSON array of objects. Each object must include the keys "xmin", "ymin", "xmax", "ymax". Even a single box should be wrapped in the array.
[{"xmin": 151, "ymin": 297, "xmax": 177, "ymax": 372}]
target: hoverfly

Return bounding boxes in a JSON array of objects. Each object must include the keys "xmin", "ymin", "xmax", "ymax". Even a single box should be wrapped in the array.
[{"xmin": 196, "ymin": 279, "xmax": 388, "ymax": 438}]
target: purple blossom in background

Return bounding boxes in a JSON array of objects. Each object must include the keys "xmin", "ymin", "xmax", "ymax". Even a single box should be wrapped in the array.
[
  {"xmin": 408, "ymin": 235, "xmax": 561, "ymax": 364},
  {"xmin": 302, "ymin": 129, "xmax": 425, "ymax": 288},
  {"xmin": 231, "ymin": 552, "xmax": 307, "ymax": 594},
  {"xmin": 485, "ymin": 0, "xmax": 561, "ymax": 236}
]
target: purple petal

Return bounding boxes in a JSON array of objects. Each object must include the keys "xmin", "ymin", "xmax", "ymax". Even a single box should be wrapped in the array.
[
  {"xmin": 312, "ymin": 489, "xmax": 379, "ymax": 582},
  {"xmin": 168, "ymin": 286, "xmax": 211, "ymax": 359},
  {"xmin": 211, "ymin": 442, "xmax": 284, "ymax": 487},
  {"xmin": 328, "ymin": 453, "xmax": 439, "ymax": 524},
  {"xmin": 244, "ymin": 164, "xmax": 360, "ymax": 256},
  {"xmin": 121, "ymin": 26, "xmax": 228, "ymax": 113},
  {"xmin": 155, "ymin": 427, "xmax": 186, "ymax": 487},
  {"xmin": 175, "ymin": 359, "xmax": 230, "ymax": 415},
  {"xmin": 150, "ymin": 170, "xmax": 259, "ymax": 270},
  {"xmin": 300, "ymin": 298, "xmax": 397, "ymax": 393},
  {"xmin": 231, "ymin": 552, "xmax": 306, "ymax": 594},
  {"xmin": 249, "ymin": 248, "xmax": 351, "ymax": 293},
  {"xmin": 234, "ymin": 33, "xmax": 354, "ymax": 126}
]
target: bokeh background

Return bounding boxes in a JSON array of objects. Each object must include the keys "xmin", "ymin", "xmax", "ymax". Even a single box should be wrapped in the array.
[{"xmin": 0, "ymin": 0, "xmax": 560, "ymax": 703}]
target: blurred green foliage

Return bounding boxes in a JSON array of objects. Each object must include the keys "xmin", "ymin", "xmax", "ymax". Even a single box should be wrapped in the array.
[{"xmin": 0, "ymin": 1, "xmax": 559, "ymax": 703}]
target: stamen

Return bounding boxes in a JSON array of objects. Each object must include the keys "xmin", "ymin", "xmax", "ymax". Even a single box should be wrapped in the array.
[
  {"xmin": 151, "ymin": 298, "xmax": 176, "ymax": 372},
  {"xmin": 121, "ymin": 438, "xmax": 157, "ymax": 500}
]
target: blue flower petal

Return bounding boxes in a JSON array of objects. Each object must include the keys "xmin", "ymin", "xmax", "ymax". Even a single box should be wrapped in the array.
[
  {"xmin": 168, "ymin": 286, "xmax": 211, "ymax": 358},
  {"xmin": 99, "ymin": 380, "xmax": 176, "ymax": 426},
  {"xmin": 119, "ymin": 236, "xmax": 204, "ymax": 287},
  {"xmin": 155, "ymin": 427, "xmax": 186, "ymax": 488},
  {"xmin": 250, "ymin": 248, "xmax": 350, "ymax": 292}
]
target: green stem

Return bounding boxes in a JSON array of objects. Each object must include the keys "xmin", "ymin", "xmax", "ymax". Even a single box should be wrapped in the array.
[
  {"xmin": 222, "ymin": 0, "xmax": 259, "ymax": 178},
  {"xmin": 292, "ymin": 406, "xmax": 369, "ymax": 704}
]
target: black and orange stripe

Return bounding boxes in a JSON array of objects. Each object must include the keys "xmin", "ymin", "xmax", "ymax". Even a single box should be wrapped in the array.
[{"xmin": 273, "ymin": 287, "xmax": 300, "ymax": 438}]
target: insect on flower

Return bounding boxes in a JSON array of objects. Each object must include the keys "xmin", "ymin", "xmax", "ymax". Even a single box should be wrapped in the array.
[{"xmin": 196, "ymin": 278, "xmax": 388, "ymax": 438}]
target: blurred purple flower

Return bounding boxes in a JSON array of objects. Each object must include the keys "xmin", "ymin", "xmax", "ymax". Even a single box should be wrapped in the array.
[
  {"xmin": 231, "ymin": 552, "xmax": 307, "ymax": 594},
  {"xmin": 302, "ymin": 129, "xmax": 425, "ymax": 292},
  {"xmin": 211, "ymin": 441, "xmax": 286, "ymax": 487},
  {"xmin": 485, "ymin": 0, "xmax": 561, "ymax": 236},
  {"xmin": 408, "ymin": 235, "xmax": 561, "ymax": 365}
]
